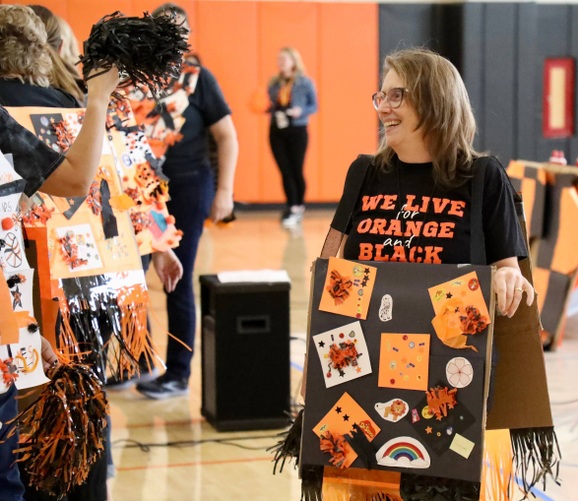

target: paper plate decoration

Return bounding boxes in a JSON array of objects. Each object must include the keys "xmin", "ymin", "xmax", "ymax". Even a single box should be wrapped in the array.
[
  {"xmin": 374, "ymin": 398, "xmax": 409, "ymax": 422},
  {"xmin": 378, "ymin": 333, "xmax": 430, "ymax": 391},
  {"xmin": 375, "ymin": 436, "xmax": 431, "ymax": 469},
  {"xmin": 319, "ymin": 257, "xmax": 377, "ymax": 320},
  {"xmin": 313, "ymin": 321, "xmax": 372, "ymax": 388},
  {"xmin": 446, "ymin": 357, "xmax": 474, "ymax": 388}
]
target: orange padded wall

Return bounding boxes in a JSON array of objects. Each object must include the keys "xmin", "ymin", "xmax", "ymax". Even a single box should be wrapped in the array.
[{"xmin": 2, "ymin": 0, "xmax": 379, "ymax": 204}]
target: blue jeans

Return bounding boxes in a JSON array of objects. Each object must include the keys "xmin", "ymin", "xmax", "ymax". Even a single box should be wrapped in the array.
[
  {"xmin": 163, "ymin": 165, "xmax": 214, "ymax": 381},
  {"xmin": 0, "ymin": 385, "xmax": 25, "ymax": 500}
]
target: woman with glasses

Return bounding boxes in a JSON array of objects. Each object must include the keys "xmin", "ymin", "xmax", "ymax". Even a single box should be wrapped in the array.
[
  {"xmin": 335, "ymin": 47, "xmax": 533, "ymax": 314},
  {"xmin": 321, "ymin": 47, "xmax": 535, "ymax": 497},
  {"xmin": 267, "ymin": 47, "xmax": 318, "ymax": 227}
]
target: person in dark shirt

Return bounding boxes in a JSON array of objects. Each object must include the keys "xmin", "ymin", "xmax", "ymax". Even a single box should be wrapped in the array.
[
  {"xmin": 134, "ymin": 3, "xmax": 238, "ymax": 400},
  {"xmin": 0, "ymin": 5, "xmax": 119, "ymax": 500},
  {"xmin": 333, "ymin": 47, "xmax": 533, "ymax": 317},
  {"xmin": 322, "ymin": 47, "xmax": 535, "ymax": 496}
]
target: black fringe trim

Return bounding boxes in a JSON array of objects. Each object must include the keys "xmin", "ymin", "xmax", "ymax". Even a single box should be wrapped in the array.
[
  {"xmin": 400, "ymin": 474, "xmax": 480, "ymax": 501},
  {"xmin": 268, "ymin": 407, "xmax": 303, "ymax": 474},
  {"xmin": 300, "ymin": 464, "xmax": 324, "ymax": 501},
  {"xmin": 511, "ymin": 427, "xmax": 562, "ymax": 497}
]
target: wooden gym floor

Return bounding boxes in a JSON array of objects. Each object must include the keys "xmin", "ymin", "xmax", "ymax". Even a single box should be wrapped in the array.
[{"xmin": 107, "ymin": 209, "xmax": 578, "ymax": 501}]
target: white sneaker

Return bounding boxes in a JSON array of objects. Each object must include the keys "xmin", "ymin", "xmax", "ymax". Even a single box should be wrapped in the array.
[{"xmin": 281, "ymin": 205, "xmax": 305, "ymax": 227}]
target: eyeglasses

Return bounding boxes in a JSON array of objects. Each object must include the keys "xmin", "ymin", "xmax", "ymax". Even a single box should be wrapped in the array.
[{"xmin": 372, "ymin": 88, "xmax": 409, "ymax": 110}]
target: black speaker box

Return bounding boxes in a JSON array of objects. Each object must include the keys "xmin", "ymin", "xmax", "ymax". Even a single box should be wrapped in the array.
[{"xmin": 199, "ymin": 275, "xmax": 291, "ymax": 431}]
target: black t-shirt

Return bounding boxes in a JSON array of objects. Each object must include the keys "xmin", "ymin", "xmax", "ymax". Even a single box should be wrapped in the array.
[
  {"xmin": 0, "ymin": 79, "xmax": 81, "ymax": 196},
  {"xmin": 0, "ymin": 106, "xmax": 64, "ymax": 196},
  {"xmin": 0, "ymin": 78, "xmax": 81, "ymax": 108},
  {"xmin": 162, "ymin": 67, "xmax": 231, "ymax": 178},
  {"xmin": 340, "ymin": 155, "xmax": 527, "ymax": 265}
]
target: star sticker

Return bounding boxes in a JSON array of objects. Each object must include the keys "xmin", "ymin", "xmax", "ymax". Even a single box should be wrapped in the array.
[
  {"xmin": 361, "ymin": 278, "xmax": 368, "ymax": 287},
  {"xmin": 318, "ymin": 340, "xmax": 325, "ymax": 348},
  {"xmin": 446, "ymin": 292, "xmax": 453, "ymax": 299},
  {"xmin": 11, "ymin": 286, "xmax": 22, "ymax": 309},
  {"xmin": 342, "ymin": 414, "xmax": 350, "ymax": 421},
  {"xmin": 335, "ymin": 406, "xmax": 342, "ymax": 414},
  {"xmin": 364, "ymin": 268, "xmax": 371, "ymax": 275},
  {"xmin": 425, "ymin": 426, "xmax": 433, "ymax": 434},
  {"xmin": 356, "ymin": 367, "xmax": 362, "ymax": 373}
]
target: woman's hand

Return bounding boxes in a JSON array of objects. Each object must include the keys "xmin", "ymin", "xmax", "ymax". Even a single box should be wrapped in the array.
[
  {"xmin": 40, "ymin": 336, "xmax": 59, "ymax": 373},
  {"xmin": 85, "ymin": 66, "xmax": 121, "ymax": 102},
  {"xmin": 152, "ymin": 249, "xmax": 183, "ymax": 293},
  {"xmin": 286, "ymin": 106, "xmax": 302, "ymax": 118},
  {"xmin": 492, "ymin": 258, "xmax": 535, "ymax": 317},
  {"xmin": 209, "ymin": 187, "xmax": 234, "ymax": 224}
]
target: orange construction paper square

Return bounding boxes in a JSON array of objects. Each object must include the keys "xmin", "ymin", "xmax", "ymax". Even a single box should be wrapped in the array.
[
  {"xmin": 378, "ymin": 333, "xmax": 430, "ymax": 391},
  {"xmin": 313, "ymin": 392, "xmax": 381, "ymax": 469},
  {"xmin": 319, "ymin": 257, "xmax": 377, "ymax": 320}
]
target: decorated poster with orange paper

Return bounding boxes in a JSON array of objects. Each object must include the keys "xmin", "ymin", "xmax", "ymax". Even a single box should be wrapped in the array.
[
  {"xmin": 6, "ymin": 106, "xmax": 157, "ymax": 380},
  {"xmin": 378, "ymin": 333, "xmax": 430, "ymax": 391},
  {"xmin": 313, "ymin": 392, "xmax": 381, "ymax": 469},
  {"xmin": 428, "ymin": 271, "xmax": 491, "ymax": 351},
  {"xmin": 319, "ymin": 257, "xmax": 377, "ymax": 320}
]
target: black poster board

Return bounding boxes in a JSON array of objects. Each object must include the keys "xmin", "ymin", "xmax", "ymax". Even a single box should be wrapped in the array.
[{"xmin": 302, "ymin": 258, "xmax": 494, "ymax": 483}]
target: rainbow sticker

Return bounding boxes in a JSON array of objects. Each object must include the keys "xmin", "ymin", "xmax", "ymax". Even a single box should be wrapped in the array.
[{"xmin": 375, "ymin": 436, "xmax": 431, "ymax": 469}]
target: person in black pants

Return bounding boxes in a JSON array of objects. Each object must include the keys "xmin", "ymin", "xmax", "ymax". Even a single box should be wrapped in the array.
[
  {"xmin": 133, "ymin": 3, "xmax": 238, "ymax": 400},
  {"xmin": 267, "ymin": 47, "xmax": 318, "ymax": 227}
]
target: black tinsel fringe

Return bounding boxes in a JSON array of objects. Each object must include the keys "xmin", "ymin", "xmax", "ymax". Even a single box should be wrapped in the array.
[
  {"xmin": 301, "ymin": 464, "xmax": 324, "ymax": 501},
  {"xmin": 80, "ymin": 11, "xmax": 189, "ymax": 99},
  {"xmin": 268, "ymin": 407, "xmax": 303, "ymax": 474},
  {"xmin": 511, "ymin": 427, "xmax": 561, "ymax": 497},
  {"xmin": 400, "ymin": 474, "xmax": 481, "ymax": 501},
  {"xmin": 6, "ymin": 363, "xmax": 108, "ymax": 499}
]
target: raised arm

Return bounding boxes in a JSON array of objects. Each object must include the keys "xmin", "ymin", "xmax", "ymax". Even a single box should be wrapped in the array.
[{"xmin": 39, "ymin": 67, "xmax": 120, "ymax": 197}]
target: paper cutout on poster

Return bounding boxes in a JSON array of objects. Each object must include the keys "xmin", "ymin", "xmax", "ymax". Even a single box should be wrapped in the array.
[
  {"xmin": 313, "ymin": 321, "xmax": 372, "ymax": 388},
  {"xmin": 319, "ymin": 257, "xmax": 377, "ymax": 320},
  {"xmin": 313, "ymin": 392, "xmax": 381, "ymax": 469},
  {"xmin": 378, "ymin": 333, "xmax": 430, "ymax": 391},
  {"xmin": 379, "ymin": 294, "xmax": 393, "ymax": 322},
  {"xmin": 374, "ymin": 398, "xmax": 409, "ymax": 422},
  {"xmin": 450, "ymin": 434, "xmax": 475, "ymax": 459},
  {"xmin": 55, "ymin": 224, "xmax": 102, "ymax": 272},
  {"xmin": 375, "ymin": 436, "xmax": 431, "ymax": 469},
  {"xmin": 428, "ymin": 271, "xmax": 490, "ymax": 351}
]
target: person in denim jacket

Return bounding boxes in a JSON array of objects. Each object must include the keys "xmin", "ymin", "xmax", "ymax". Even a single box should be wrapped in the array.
[{"xmin": 268, "ymin": 47, "xmax": 318, "ymax": 227}]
